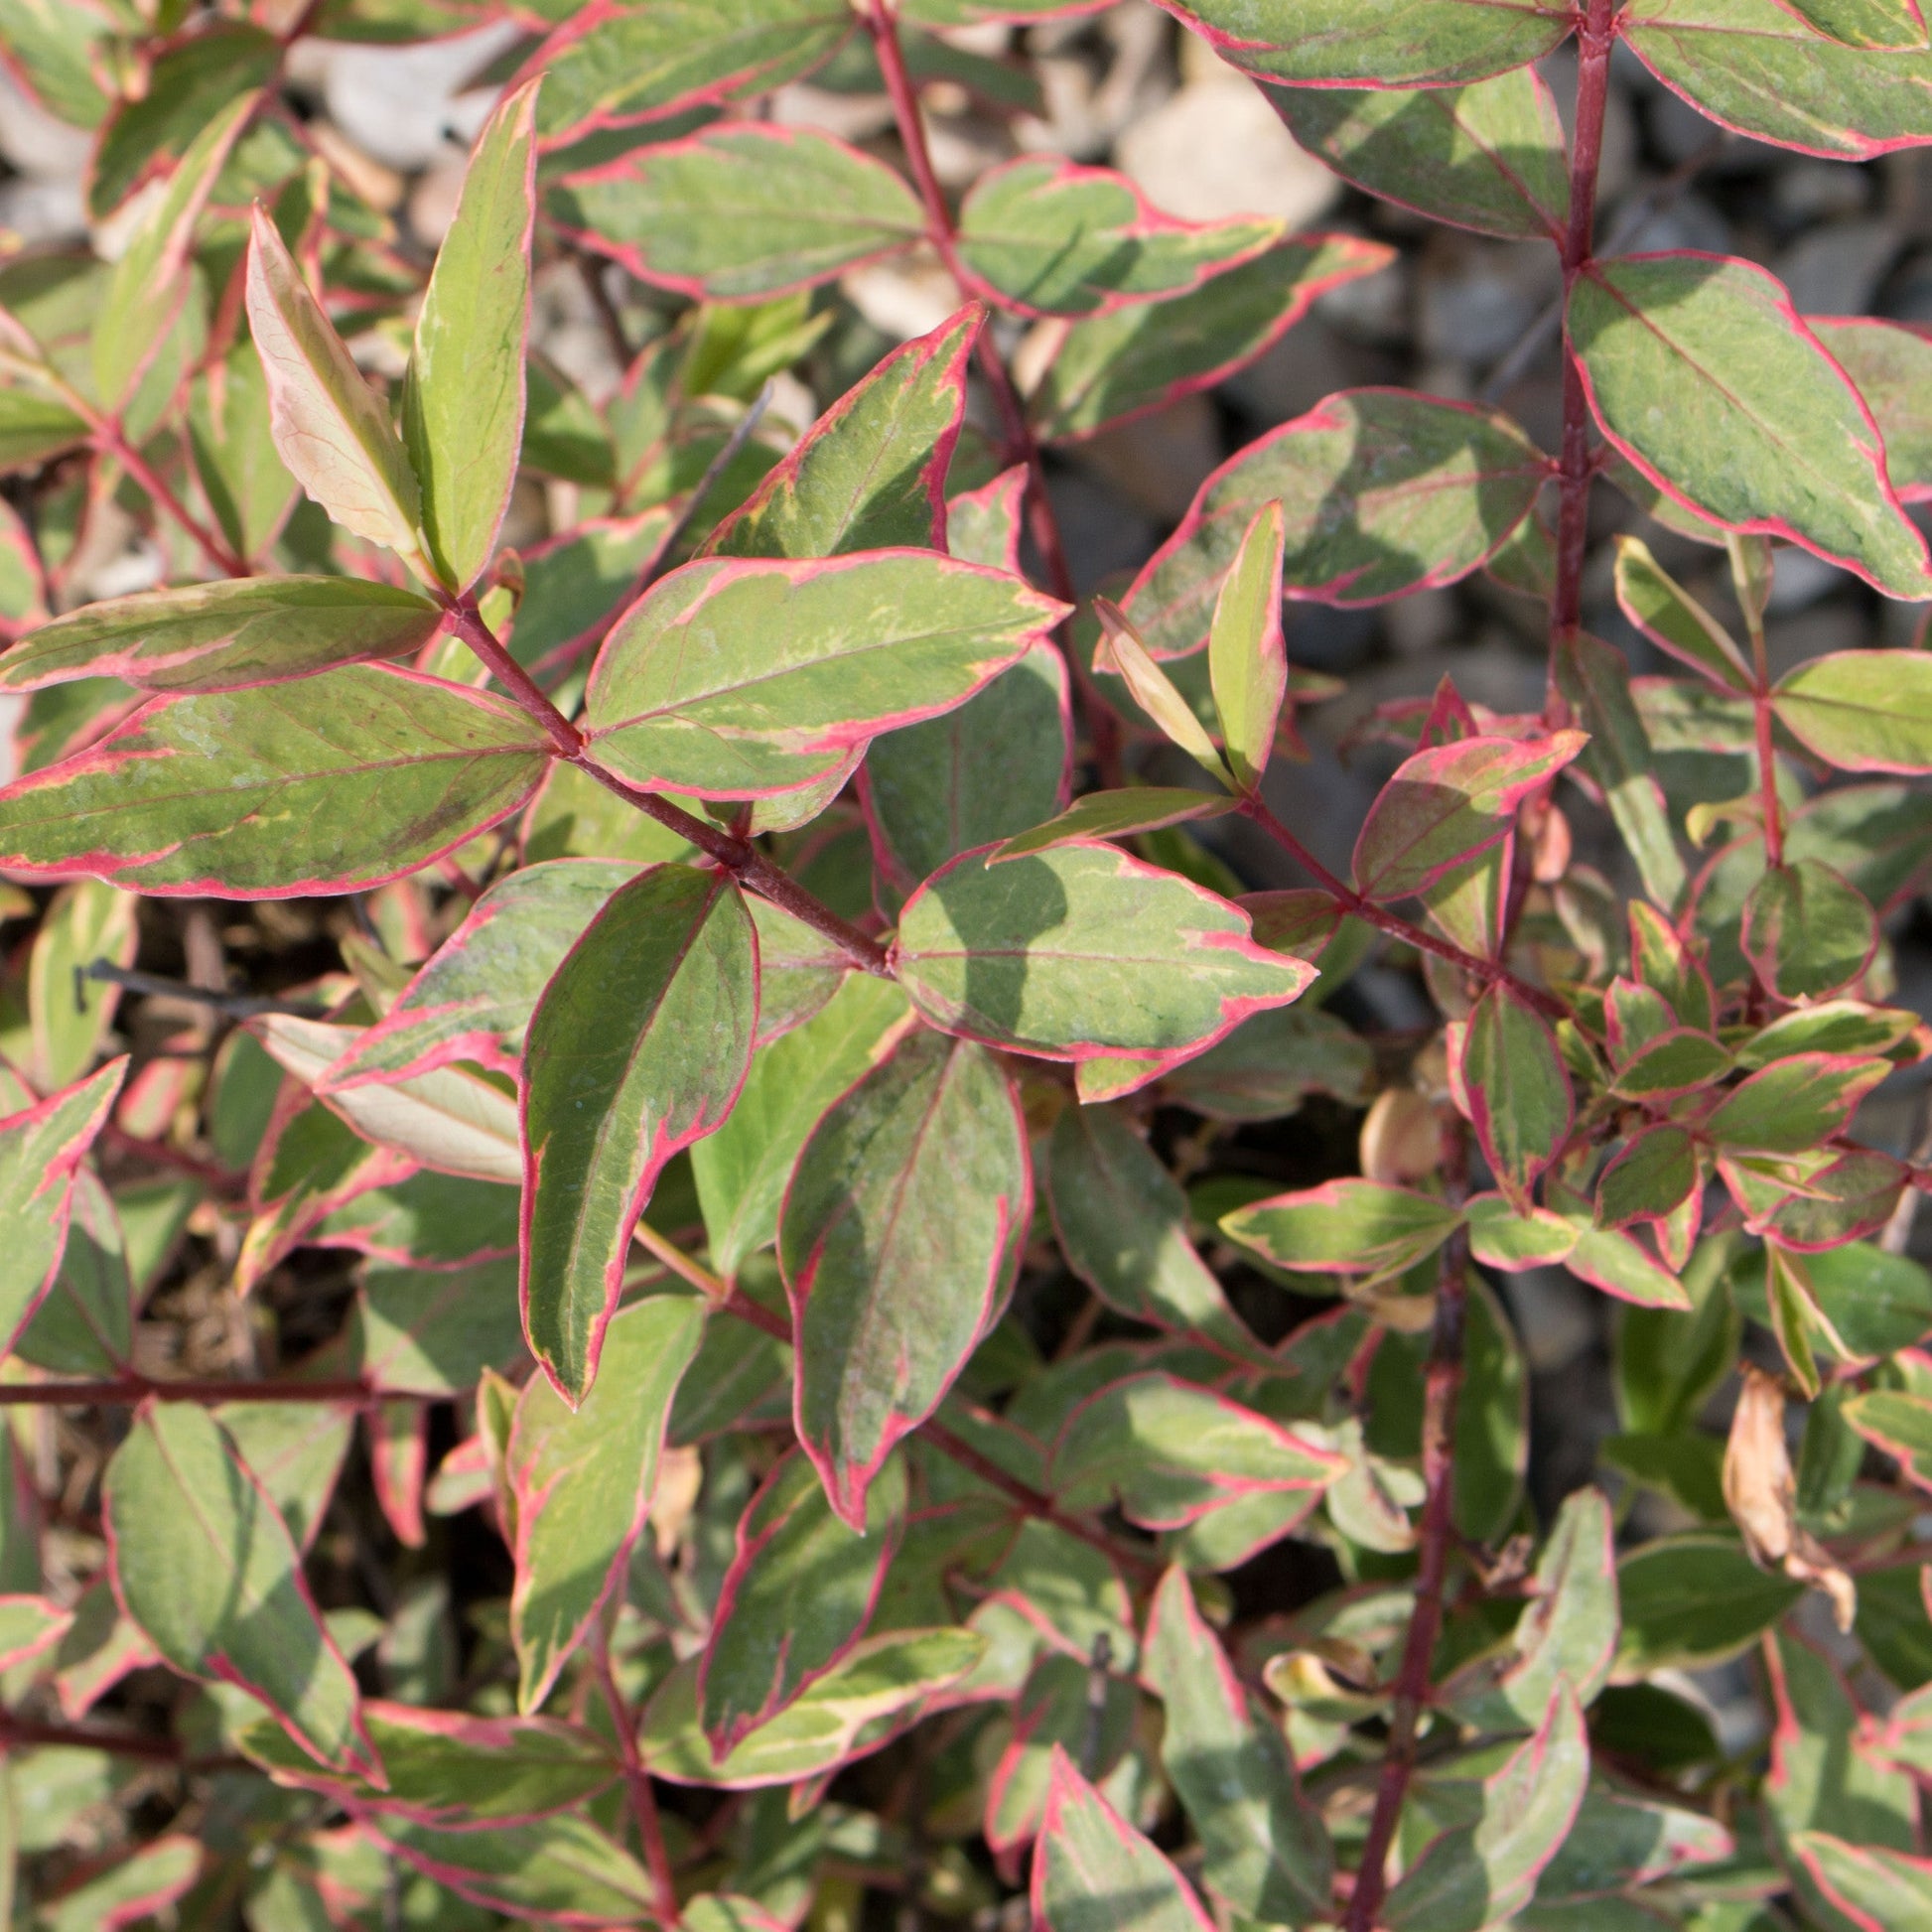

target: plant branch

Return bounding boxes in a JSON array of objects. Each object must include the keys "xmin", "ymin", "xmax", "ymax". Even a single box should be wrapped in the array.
[
  {"xmin": 0, "ymin": 1710, "xmax": 192, "ymax": 1764},
  {"xmin": 1548, "ymin": 0, "xmax": 1617, "ymax": 697},
  {"xmin": 1238, "ymin": 796, "xmax": 1569, "ymax": 1022},
  {"xmin": 1344, "ymin": 1144, "xmax": 1471, "ymax": 1932},
  {"xmin": 441, "ymin": 599, "xmax": 893, "ymax": 977},
  {"xmin": 860, "ymin": 0, "xmax": 1123, "ymax": 783},
  {"xmin": 95, "ymin": 421, "xmax": 250, "ymax": 580},
  {"xmin": 0, "ymin": 1374, "xmax": 383, "ymax": 1407},
  {"xmin": 81, "ymin": 958, "xmax": 328, "ymax": 1020},
  {"xmin": 593, "ymin": 1629, "xmax": 683, "ymax": 1927}
]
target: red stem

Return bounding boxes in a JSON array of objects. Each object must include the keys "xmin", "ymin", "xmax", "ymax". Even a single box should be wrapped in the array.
[
  {"xmin": 0, "ymin": 1375, "xmax": 380, "ymax": 1407},
  {"xmin": 1238, "ymin": 796, "xmax": 1569, "ymax": 1023},
  {"xmin": 1343, "ymin": 1161, "xmax": 1471, "ymax": 1932},
  {"xmin": 94, "ymin": 424, "xmax": 250, "ymax": 580},
  {"xmin": 1548, "ymin": 0, "xmax": 1617, "ymax": 701},
  {"xmin": 861, "ymin": 0, "xmax": 1123, "ymax": 785},
  {"xmin": 594, "ymin": 1632, "xmax": 683, "ymax": 1927},
  {"xmin": 0, "ymin": 1711, "xmax": 188, "ymax": 1763},
  {"xmin": 442, "ymin": 600, "xmax": 893, "ymax": 978}
]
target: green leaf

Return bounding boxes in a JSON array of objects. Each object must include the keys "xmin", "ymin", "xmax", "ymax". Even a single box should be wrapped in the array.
[
  {"xmin": 641, "ymin": 1627, "xmax": 984, "ymax": 1787},
  {"xmin": 992, "ymin": 787, "xmax": 1232, "ymax": 865},
  {"xmin": 1741, "ymin": 859, "xmax": 1877, "ymax": 998},
  {"xmin": 1622, "ymin": 0, "xmax": 1932, "ymax": 159},
  {"xmin": 1223, "ymin": 1178, "xmax": 1460, "ymax": 1280},
  {"xmin": 0, "ymin": 388, "xmax": 87, "ymax": 476},
  {"xmin": 894, "ymin": 842, "xmax": 1312, "ymax": 1063},
  {"xmin": 34, "ymin": 1835, "xmax": 200, "ymax": 1932},
  {"xmin": 1125, "ymin": 390, "xmax": 1548, "ymax": 655},
  {"xmin": 348, "ymin": 1258, "xmax": 526, "ymax": 1397},
  {"xmin": 0, "ymin": 663, "xmax": 548, "ymax": 896},
  {"xmin": 370, "ymin": 1814, "xmax": 656, "ymax": 1925},
  {"xmin": 956, "ymin": 158, "xmax": 1279, "ymax": 317},
  {"xmin": 0, "ymin": 0, "xmax": 109, "ymax": 129},
  {"xmin": 1144, "ymin": 1568, "xmax": 1330, "ymax": 1921},
  {"xmin": 1611, "ymin": 534, "xmax": 1751, "ymax": 692},
  {"xmin": 0, "ymin": 1595, "xmax": 70, "ymax": 1672},
  {"xmin": 16, "ymin": 1169, "xmax": 133, "ymax": 1379},
  {"xmin": 692, "ymin": 973, "xmax": 908, "ymax": 1284},
  {"xmin": 1702, "ymin": 1051, "xmax": 1887, "ymax": 1154},
  {"xmin": 1035, "ymin": 1749, "xmax": 1215, "ymax": 1932},
  {"xmin": 584, "ymin": 552, "xmax": 1062, "ymax": 799},
  {"xmin": 1597, "ymin": 1125, "xmax": 1700, "ymax": 1230},
  {"xmin": 554, "ymin": 126, "xmax": 923, "ymax": 302},
  {"xmin": 527, "ymin": 0, "xmax": 850, "ymax": 142},
  {"xmin": 1162, "ymin": 0, "xmax": 1573, "ymax": 86},
  {"xmin": 1027, "ymin": 235, "xmax": 1395, "ymax": 442},
  {"xmin": 189, "ymin": 345, "xmax": 303, "ymax": 566},
  {"xmin": 103, "ymin": 1402, "xmax": 374, "ymax": 1774},
  {"xmin": 1455, "ymin": 984, "xmax": 1573, "ymax": 1204},
  {"xmin": 1052, "ymin": 1372, "xmax": 1342, "ymax": 1534},
  {"xmin": 521, "ymin": 865, "xmax": 757, "ymax": 1402},
  {"xmin": 238, "ymin": 1701, "xmax": 618, "ymax": 1826},
  {"xmin": 1383, "ymin": 1685, "xmax": 1589, "ymax": 1932},
  {"xmin": 0, "ymin": 578, "xmax": 445, "ymax": 696},
  {"xmin": 88, "ymin": 22, "xmax": 277, "ymax": 217},
  {"xmin": 1464, "ymin": 1193, "xmax": 1578, "ymax": 1270},
  {"xmin": 712, "ymin": 306, "xmax": 980, "ymax": 559},
  {"xmin": 701, "ymin": 1449, "xmax": 906, "ymax": 1755},
  {"xmin": 256, "ymin": 1015, "xmax": 521, "ymax": 1185},
  {"xmin": 507, "ymin": 1293, "xmax": 706, "ymax": 1712},
  {"xmin": 245, "ymin": 206, "xmax": 426, "ymax": 571},
  {"xmin": 28, "ymin": 876, "xmax": 135, "ymax": 1090},
  {"xmin": 404, "ymin": 78, "xmax": 538, "ymax": 594},
  {"xmin": 1794, "ymin": 1834, "xmax": 1932, "ymax": 1932},
  {"xmin": 0, "ymin": 1060, "xmax": 122, "ymax": 1357},
  {"xmin": 1786, "ymin": 0, "xmax": 1928, "ymax": 46},
  {"xmin": 867, "ymin": 645, "xmax": 1073, "ymax": 889},
  {"xmin": 1095, "ymin": 599, "xmax": 1234, "ymax": 781},
  {"xmin": 1773, "ymin": 649, "xmax": 1932, "ymax": 772},
  {"xmin": 1614, "ymin": 1532, "xmax": 1802, "ymax": 1671},
  {"xmin": 1207, "ymin": 501, "xmax": 1288, "ymax": 792},
  {"xmin": 1555, "ymin": 628, "xmax": 1689, "ymax": 908},
  {"xmin": 1046, "ymin": 1104, "xmax": 1250, "ymax": 1345},
  {"xmin": 1353, "ymin": 731, "xmax": 1586, "ymax": 901},
  {"xmin": 1265, "ymin": 68, "xmax": 1569, "ymax": 240},
  {"xmin": 1569, "ymin": 252, "xmax": 1932, "ymax": 597},
  {"xmin": 781, "ymin": 1028, "xmax": 1029, "ymax": 1528},
  {"xmin": 94, "ymin": 90, "xmax": 257, "ymax": 415},
  {"xmin": 1815, "ymin": 318, "xmax": 1932, "ymax": 501},
  {"xmin": 1846, "ymin": 1389, "xmax": 1932, "ymax": 1488}
]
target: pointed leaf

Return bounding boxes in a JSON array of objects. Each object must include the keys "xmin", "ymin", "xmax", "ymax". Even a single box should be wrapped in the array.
[
  {"xmin": 0, "ymin": 664, "xmax": 548, "ymax": 895},
  {"xmin": 522, "ymin": 865, "xmax": 758, "ymax": 1402},
  {"xmin": 245, "ymin": 207, "xmax": 425, "ymax": 569},
  {"xmin": 584, "ymin": 552, "xmax": 1064, "ymax": 799},
  {"xmin": 711, "ymin": 306, "xmax": 981, "ymax": 559},
  {"xmin": 191, "ymin": 341, "xmax": 300, "ymax": 565},
  {"xmin": 1222, "ymin": 1178, "xmax": 1461, "ymax": 1279},
  {"xmin": 1029, "ymin": 235, "xmax": 1395, "ymax": 442},
  {"xmin": 1795, "ymin": 1833, "xmax": 1932, "ymax": 1932},
  {"xmin": 1569, "ymin": 252, "xmax": 1932, "ymax": 597},
  {"xmin": 894, "ymin": 842, "xmax": 1313, "ymax": 1063},
  {"xmin": 326, "ymin": 859, "xmax": 640, "ymax": 1088},
  {"xmin": 1612, "ymin": 535, "xmax": 1752, "ymax": 691},
  {"xmin": 1095, "ymin": 598, "xmax": 1234, "ymax": 780},
  {"xmin": 700, "ymin": 1449, "xmax": 906, "ymax": 1756},
  {"xmin": 0, "ymin": 1594, "xmax": 71, "ymax": 1671},
  {"xmin": 692, "ymin": 973, "xmax": 909, "ymax": 1284},
  {"xmin": 1046, "ymin": 1105, "xmax": 1249, "ymax": 1343},
  {"xmin": 1455, "ymin": 983, "xmax": 1573, "ymax": 1202},
  {"xmin": 1144, "ymin": 1568, "xmax": 1330, "ymax": 1921},
  {"xmin": 1382, "ymin": 1685, "xmax": 1589, "ymax": 1932},
  {"xmin": 1742, "ymin": 859, "xmax": 1878, "ymax": 998},
  {"xmin": 0, "ymin": 579, "xmax": 445, "ymax": 696},
  {"xmin": 1815, "ymin": 317, "xmax": 1932, "ymax": 499},
  {"xmin": 1787, "ymin": 0, "xmax": 1927, "ymax": 46},
  {"xmin": 782, "ymin": 1028, "xmax": 1030, "ymax": 1528},
  {"xmin": 16, "ymin": 1168, "xmax": 135, "ymax": 1378},
  {"xmin": 957, "ymin": 158, "xmax": 1279, "ymax": 318},
  {"xmin": 1773, "ymin": 649, "xmax": 1932, "ymax": 772},
  {"xmin": 1623, "ymin": 0, "xmax": 1932, "ymax": 159},
  {"xmin": 0, "ymin": 1060, "xmax": 123, "ymax": 1356},
  {"xmin": 1265, "ymin": 68, "xmax": 1569, "ymax": 241},
  {"xmin": 103, "ymin": 1402, "xmax": 375, "ymax": 1775},
  {"xmin": 508, "ymin": 1294, "xmax": 706, "ymax": 1712},
  {"xmin": 28, "ymin": 876, "xmax": 135, "ymax": 1090},
  {"xmin": 1703, "ymin": 1051, "xmax": 1887, "ymax": 1154},
  {"xmin": 641, "ymin": 1627, "xmax": 984, "ymax": 1788},
  {"xmin": 1353, "ymin": 731, "xmax": 1586, "ymax": 900},
  {"xmin": 1156, "ymin": 0, "xmax": 1573, "ymax": 86},
  {"xmin": 1615, "ymin": 1531, "xmax": 1802, "ymax": 1671},
  {"xmin": 94, "ymin": 90, "xmax": 257, "ymax": 413},
  {"xmin": 554, "ymin": 126, "xmax": 923, "ymax": 302},
  {"xmin": 1126, "ymin": 390, "xmax": 1549, "ymax": 654},
  {"xmin": 1207, "ymin": 501, "xmax": 1288, "ymax": 791},
  {"xmin": 1033, "ymin": 1749, "xmax": 1215, "ymax": 1932},
  {"xmin": 36, "ymin": 1835, "xmax": 200, "ymax": 1932},
  {"xmin": 990, "ymin": 785, "xmax": 1232, "ymax": 864},
  {"xmin": 866, "ymin": 643, "xmax": 1073, "ymax": 888},
  {"xmin": 369, "ymin": 1813, "xmax": 657, "ymax": 1926},
  {"xmin": 405, "ymin": 79, "xmax": 538, "ymax": 594}
]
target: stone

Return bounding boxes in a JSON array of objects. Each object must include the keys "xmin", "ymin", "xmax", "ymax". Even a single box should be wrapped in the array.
[{"xmin": 1115, "ymin": 76, "xmax": 1339, "ymax": 227}]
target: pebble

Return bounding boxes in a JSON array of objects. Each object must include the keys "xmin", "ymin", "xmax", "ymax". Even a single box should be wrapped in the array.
[{"xmin": 1115, "ymin": 76, "xmax": 1340, "ymax": 227}]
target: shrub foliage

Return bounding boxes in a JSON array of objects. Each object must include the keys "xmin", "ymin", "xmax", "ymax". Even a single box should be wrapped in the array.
[{"xmin": 0, "ymin": 0, "xmax": 1930, "ymax": 1927}]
